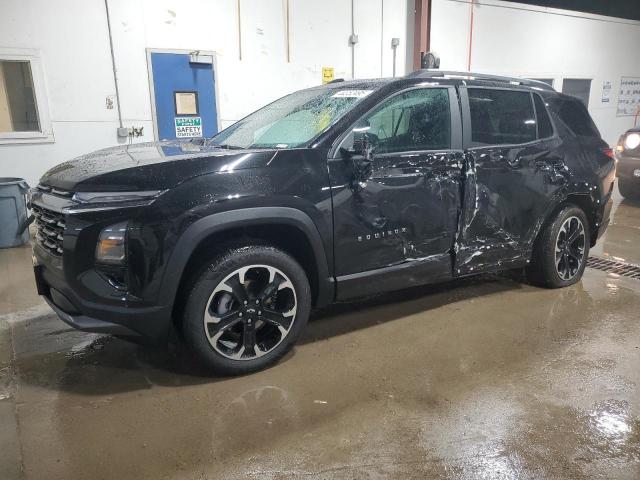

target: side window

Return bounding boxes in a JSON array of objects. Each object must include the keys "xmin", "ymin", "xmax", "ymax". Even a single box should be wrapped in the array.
[
  {"xmin": 556, "ymin": 99, "xmax": 600, "ymax": 139},
  {"xmin": 468, "ymin": 88, "xmax": 536, "ymax": 145},
  {"xmin": 533, "ymin": 94, "xmax": 554, "ymax": 139},
  {"xmin": 0, "ymin": 50, "xmax": 53, "ymax": 144},
  {"xmin": 353, "ymin": 88, "xmax": 451, "ymax": 154},
  {"xmin": 1, "ymin": 60, "xmax": 40, "ymax": 132}
]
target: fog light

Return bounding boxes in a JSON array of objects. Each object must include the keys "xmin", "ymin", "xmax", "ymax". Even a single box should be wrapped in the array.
[{"xmin": 96, "ymin": 222, "xmax": 128, "ymax": 264}]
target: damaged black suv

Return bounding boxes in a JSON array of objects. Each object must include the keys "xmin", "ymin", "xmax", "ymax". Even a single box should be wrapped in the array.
[{"xmin": 32, "ymin": 71, "xmax": 615, "ymax": 374}]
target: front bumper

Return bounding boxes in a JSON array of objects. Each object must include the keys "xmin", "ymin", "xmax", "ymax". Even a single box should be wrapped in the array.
[
  {"xmin": 617, "ymin": 154, "xmax": 640, "ymax": 180},
  {"xmin": 33, "ymin": 241, "xmax": 172, "ymax": 342},
  {"xmin": 30, "ymin": 188, "xmax": 174, "ymax": 342}
]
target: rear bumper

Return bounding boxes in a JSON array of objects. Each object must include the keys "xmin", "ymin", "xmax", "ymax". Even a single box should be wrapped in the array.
[{"xmin": 597, "ymin": 193, "xmax": 613, "ymax": 241}]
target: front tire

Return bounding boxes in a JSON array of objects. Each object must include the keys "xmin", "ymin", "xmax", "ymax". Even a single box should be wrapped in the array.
[
  {"xmin": 182, "ymin": 245, "xmax": 311, "ymax": 375},
  {"xmin": 527, "ymin": 205, "xmax": 590, "ymax": 288}
]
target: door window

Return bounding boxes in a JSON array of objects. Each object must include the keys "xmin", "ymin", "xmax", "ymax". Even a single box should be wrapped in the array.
[
  {"xmin": 174, "ymin": 91, "xmax": 198, "ymax": 115},
  {"xmin": 468, "ymin": 89, "xmax": 536, "ymax": 146},
  {"xmin": 352, "ymin": 88, "xmax": 451, "ymax": 153}
]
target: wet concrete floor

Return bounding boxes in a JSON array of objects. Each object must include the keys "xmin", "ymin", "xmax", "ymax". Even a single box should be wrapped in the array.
[{"xmin": 1, "ymin": 188, "xmax": 640, "ymax": 479}]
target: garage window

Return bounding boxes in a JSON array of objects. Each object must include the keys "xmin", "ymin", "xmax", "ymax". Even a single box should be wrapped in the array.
[
  {"xmin": 468, "ymin": 88, "xmax": 536, "ymax": 146},
  {"xmin": 0, "ymin": 61, "xmax": 40, "ymax": 132},
  {"xmin": 0, "ymin": 49, "xmax": 52, "ymax": 144}
]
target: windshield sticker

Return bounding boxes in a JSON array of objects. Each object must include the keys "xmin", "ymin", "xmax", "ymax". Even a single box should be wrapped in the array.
[{"xmin": 331, "ymin": 90, "xmax": 374, "ymax": 99}]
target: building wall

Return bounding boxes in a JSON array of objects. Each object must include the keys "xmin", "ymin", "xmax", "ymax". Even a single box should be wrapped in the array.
[
  {"xmin": 2, "ymin": 0, "xmax": 639, "ymax": 187},
  {"xmin": 0, "ymin": 0, "xmax": 411, "ymax": 186},
  {"xmin": 430, "ymin": 0, "xmax": 640, "ymax": 146}
]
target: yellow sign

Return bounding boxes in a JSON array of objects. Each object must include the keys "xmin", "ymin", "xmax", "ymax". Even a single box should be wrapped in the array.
[{"xmin": 322, "ymin": 67, "xmax": 334, "ymax": 84}]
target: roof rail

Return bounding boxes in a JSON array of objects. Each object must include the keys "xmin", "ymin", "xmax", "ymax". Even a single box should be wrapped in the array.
[{"xmin": 405, "ymin": 69, "xmax": 555, "ymax": 91}]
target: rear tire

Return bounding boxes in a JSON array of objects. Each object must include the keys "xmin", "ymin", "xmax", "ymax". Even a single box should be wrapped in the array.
[
  {"xmin": 182, "ymin": 245, "xmax": 311, "ymax": 375},
  {"xmin": 618, "ymin": 178, "xmax": 640, "ymax": 200},
  {"xmin": 527, "ymin": 205, "xmax": 590, "ymax": 288}
]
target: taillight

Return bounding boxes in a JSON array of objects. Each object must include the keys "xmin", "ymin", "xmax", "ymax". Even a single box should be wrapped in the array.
[{"xmin": 602, "ymin": 148, "xmax": 615, "ymax": 159}]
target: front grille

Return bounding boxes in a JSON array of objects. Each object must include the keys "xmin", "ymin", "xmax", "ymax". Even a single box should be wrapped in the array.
[{"xmin": 32, "ymin": 204, "xmax": 66, "ymax": 255}]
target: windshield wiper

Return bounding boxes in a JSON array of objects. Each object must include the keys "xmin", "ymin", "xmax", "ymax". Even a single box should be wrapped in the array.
[{"xmin": 210, "ymin": 143, "xmax": 245, "ymax": 150}]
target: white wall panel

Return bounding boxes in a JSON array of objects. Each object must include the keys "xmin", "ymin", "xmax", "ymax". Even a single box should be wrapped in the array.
[
  {"xmin": 381, "ymin": 0, "xmax": 410, "ymax": 77},
  {"xmin": 354, "ymin": 0, "xmax": 383, "ymax": 78},
  {"xmin": 288, "ymin": 0, "xmax": 352, "ymax": 78}
]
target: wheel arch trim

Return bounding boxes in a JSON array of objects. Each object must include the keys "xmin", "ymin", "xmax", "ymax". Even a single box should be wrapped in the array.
[
  {"xmin": 530, "ymin": 191, "xmax": 598, "ymax": 253},
  {"xmin": 159, "ymin": 207, "xmax": 334, "ymax": 309}
]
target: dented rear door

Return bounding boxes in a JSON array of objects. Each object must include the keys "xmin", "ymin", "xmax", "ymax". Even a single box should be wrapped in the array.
[{"xmin": 455, "ymin": 87, "xmax": 567, "ymax": 275}]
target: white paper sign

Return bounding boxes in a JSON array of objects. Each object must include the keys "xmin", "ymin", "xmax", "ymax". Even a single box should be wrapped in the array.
[
  {"xmin": 617, "ymin": 77, "xmax": 640, "ymax": 116},
  {"xmin": 602, "ymin": 81, "xmax": 612, "ymax": 103},
  {"xmin": 175, "ymin": 117, "xmax": 202, "ymax": 138},
  {"xmin": 331, "ymin": 90, "xmax": 373, "ymax": 98}
]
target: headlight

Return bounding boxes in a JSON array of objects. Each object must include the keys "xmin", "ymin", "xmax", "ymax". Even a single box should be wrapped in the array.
[
  {"xmin": 96, "ymin": 222, "xmax": 128, "ymax": 264},
  {"xmin": 624, "ymin": 133, "xmax": 640, "ymax": 150}
]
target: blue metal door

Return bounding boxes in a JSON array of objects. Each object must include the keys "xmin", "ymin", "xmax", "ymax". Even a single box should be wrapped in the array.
[{"xmin": 150, "ymin": 52, "xmax": 218, "ymax": 141}]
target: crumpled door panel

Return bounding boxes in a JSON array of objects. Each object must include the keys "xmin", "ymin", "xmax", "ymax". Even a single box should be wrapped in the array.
[
  {"xmin": 330, "ymin": 150, "xmax": 464, "ymax": 277},
  {"xmin": 455, "ymin": 138, "xmax": 569, "ymax": 275}
]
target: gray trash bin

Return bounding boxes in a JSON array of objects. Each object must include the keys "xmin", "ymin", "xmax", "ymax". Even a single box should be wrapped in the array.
[{"xmin": 0, "ymin": 178, "xmax": 31, "ymax": 248}]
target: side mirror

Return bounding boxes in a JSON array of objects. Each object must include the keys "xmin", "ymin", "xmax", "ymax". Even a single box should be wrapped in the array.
[
  {"xmin": 348, "ymin": 130, "xmax": 375, "ymax": 184},
  {"xmin": 352, "ymin": 130, "xmax": 374, "ymax": 162}
]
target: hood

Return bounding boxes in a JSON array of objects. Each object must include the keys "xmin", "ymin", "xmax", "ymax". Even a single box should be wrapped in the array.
[{"xmin": 40, "ymin": 140, "xmax": 277, "ymax": 192}]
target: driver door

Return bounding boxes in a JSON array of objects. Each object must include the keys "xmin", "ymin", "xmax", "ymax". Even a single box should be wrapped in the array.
[{"xmin": 328, "ymin": 86, "xmax": 464, "ymax": 298}]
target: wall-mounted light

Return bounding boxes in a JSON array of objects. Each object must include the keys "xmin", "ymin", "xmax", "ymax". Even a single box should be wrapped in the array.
[{"xmin": 391, "ymin": 37, "xmax": 400, "ymax": 77}]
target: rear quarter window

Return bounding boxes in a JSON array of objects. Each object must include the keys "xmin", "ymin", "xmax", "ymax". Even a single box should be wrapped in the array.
[{"xmin": 554, "ymin": 98, "xmax": 600, "ymax": 139}]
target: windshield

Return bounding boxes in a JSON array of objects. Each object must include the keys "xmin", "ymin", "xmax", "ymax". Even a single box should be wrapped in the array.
[{"xmin": 211, "ymin": 87, "xmax": 376, "ymax": 149}]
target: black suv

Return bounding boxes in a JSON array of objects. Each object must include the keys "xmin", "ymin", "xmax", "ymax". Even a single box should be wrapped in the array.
[
  {"xmin": 616, "ymin": 127, "xmax": 640, "ymax": 200},
  {"xmin": 31, "ymin": 71, "xmax": 615, "ymax": 374}
]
